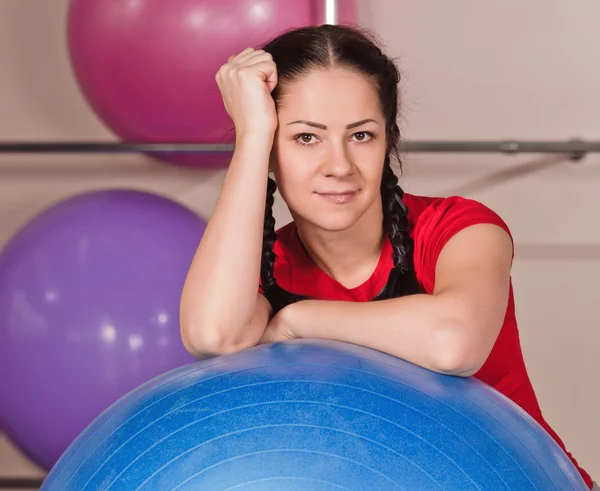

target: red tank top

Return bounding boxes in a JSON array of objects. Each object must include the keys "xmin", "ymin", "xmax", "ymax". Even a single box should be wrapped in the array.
[{"xmin": 268, "ymin": 193, "xmax": 592, "ymax": 488}]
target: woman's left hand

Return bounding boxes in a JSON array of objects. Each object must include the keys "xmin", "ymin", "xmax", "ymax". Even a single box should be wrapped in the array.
[{"xmin": 258, "ymin": 306, "xmax": 296, "ymax": 344}]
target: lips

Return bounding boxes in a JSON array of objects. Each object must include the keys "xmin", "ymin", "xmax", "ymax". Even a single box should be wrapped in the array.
[{"xmin": 316, "ymin": 191, "xmax": 358, "ymax": 204}]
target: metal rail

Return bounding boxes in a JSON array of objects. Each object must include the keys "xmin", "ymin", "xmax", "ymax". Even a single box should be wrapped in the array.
[
  {"xmin": 0, "ymin": 477, "xmax": 44, "ymax": 489},
  {"xmin": 0, "ymin": 140, "xmax": 597, "ymax": 160}
]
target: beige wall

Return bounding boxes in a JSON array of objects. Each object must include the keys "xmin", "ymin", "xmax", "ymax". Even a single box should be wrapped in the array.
[{"xmin": 1, "ymin": 0, "xmax": 598, "ymax": 485}]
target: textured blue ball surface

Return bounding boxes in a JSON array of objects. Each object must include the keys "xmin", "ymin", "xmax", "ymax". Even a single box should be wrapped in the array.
[{"xmin": 42, "ymin": 340, "xmax": 588, "ymax": 490}]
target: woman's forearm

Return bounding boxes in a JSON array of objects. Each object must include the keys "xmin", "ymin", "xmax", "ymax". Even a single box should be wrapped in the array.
[
  {"xmin": 180, "ymin": 133, "xmax": 274, "ymax": 355},
  {"xmin": 278, "ymin": 295, "xmax": 489, "ymax": 376}
]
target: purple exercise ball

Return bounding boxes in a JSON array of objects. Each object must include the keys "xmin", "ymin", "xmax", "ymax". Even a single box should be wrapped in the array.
[
  {"xmin": 66, "ymin": 0, "xmax": 356, "ymax": 168},
  {"xmin": 0, "ymin": 189, "xmax": 205, "ymax": 470}
]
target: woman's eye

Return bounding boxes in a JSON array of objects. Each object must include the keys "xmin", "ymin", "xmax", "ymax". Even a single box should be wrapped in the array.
[
  {"xmin": 353, "ymin": 132, "xmax": 372, "ymax": 142},
  {"xmin": 296, "ymin": 134, "xmax": 317, "ymax": 145}
]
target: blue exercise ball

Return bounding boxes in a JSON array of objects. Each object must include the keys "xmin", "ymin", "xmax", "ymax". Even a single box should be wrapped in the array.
[{"xmin": 41, "ymin": 340, "xmax": 588, "ymax": 490}]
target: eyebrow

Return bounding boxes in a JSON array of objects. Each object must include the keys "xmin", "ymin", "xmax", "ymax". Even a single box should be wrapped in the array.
[{"xmin": 287, "ymin": 119, "xmax": 379, "ymax": 130}]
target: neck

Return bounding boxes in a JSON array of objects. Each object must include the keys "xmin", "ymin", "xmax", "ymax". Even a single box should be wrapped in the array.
[{"xmin": 295, "ymin": 201, "xmax": 385, "ymax": 289}]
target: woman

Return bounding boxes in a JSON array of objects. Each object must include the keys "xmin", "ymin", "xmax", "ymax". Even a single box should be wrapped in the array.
[{"xmin": 180, "ymin": 24, "xmax": 594, "ymax": 488}]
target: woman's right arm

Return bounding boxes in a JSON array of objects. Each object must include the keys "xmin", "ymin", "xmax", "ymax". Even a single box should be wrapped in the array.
[
  {"xmin": 180, "ymin": 48, "xmax": 279, "ymax": 358},
  {"xmin": 180, "ymin": 135, "xmax": 274, "ymax": 357}
]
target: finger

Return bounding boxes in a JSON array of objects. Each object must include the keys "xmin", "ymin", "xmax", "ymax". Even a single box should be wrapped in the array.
[
  {"xmin": 243, "ymin": 51, "xmax": 274, "ymax": 67},
  {"xmin": 236, "ymin": 47, "xmax": 255, "ymax": 57},
  {"xmin": 231, "ymin": 48, "xmax": 271, "ymax": 66},
  {"xmin": 220, "ymin": 49, "xmax": 264, "ymax": 79},
  {"xmin": 229, "ymin": 47, "xmax": 258, "ymax": 64},
  {"xmin": 250, "ymin": 60, "xmax": 278, "ymax": 91}
]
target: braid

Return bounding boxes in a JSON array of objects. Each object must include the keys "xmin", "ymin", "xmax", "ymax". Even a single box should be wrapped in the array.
[
  {"xmin": 260, "ymin": 177, "xmax": 307, "ymax": 314},
  {"xmin": 381, "ymin": 160, "xmax": 411, "ymax": 272},
  {"xmin": 259, "ymin": 177, "xmax": 278, "ymax": 292},
  {"xmin": 373, "ymin": 155, "xmax": 423, "ymax": 300}
]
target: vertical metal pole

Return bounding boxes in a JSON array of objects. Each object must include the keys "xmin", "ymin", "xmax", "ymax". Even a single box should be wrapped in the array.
[{"xmin": 324, "ymin": 0, "xmax": 339, "ymax": 25}]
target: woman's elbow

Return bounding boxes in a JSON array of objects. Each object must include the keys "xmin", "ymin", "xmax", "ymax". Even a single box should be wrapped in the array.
[
  {"xmin": 180, "ymin": 316, "xmax": 258, "ymax": 359},
  {"xmin": 180, "ymin": 318, "xmax": 229, "ymax": 358},
  {"xmin": 180, "ymin": 297, "xmax": 230, "ymax": 357},
  {"xmin": 432, "ymin": 323, "xmax": 490, "ymax": 377},
  {"xmin": 180, "ymin": 319, "xmax": 214, "ymax": 358}
]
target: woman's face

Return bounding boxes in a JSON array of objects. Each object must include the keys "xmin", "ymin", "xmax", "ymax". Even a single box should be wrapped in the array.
[{"xmin": 272, "ymin": 67, "xmax": 387, "ymax": 233}]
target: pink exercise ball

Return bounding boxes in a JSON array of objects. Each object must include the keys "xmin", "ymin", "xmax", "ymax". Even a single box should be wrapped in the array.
[{"xmin": 67, "ymin": 0, "xmax": 358, "ymax": 168}]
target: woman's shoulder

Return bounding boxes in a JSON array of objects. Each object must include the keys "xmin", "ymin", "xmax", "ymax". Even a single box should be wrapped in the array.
[
  {"xmin": 402, "ymin": 192, "xmax": 498, "ymax": 216},
  {"xmin": 403, "ymin": 193, "xmax": 511, "ymax": 237},
  {"xmin": 405, "ymin": 193, "xmax": 514, "ymax": 293}
]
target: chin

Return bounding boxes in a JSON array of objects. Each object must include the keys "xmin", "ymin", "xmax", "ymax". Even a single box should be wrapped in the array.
[
  {"xmin": 289, "ymin": 192, "xmax": 379, "ymax": 233},
  {"xmin": 303, "ymin": 208, "xmax": 366, "ymax": 233}
]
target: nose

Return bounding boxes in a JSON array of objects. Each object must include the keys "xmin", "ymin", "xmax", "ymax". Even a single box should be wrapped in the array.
[{"xmin": 321, "ymin": 141, "xmax": 354, "ymax": 178}]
